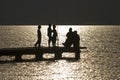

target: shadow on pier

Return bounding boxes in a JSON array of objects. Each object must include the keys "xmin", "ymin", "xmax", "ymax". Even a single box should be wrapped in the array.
[{"xmin": 0, "ymin": 47, "xmax": 87, "ymax": 63}]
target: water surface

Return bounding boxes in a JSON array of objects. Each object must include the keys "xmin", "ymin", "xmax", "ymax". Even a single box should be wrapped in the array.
[{"xmin": 0, "ymin": 25, "xmax": 120, "ymax": 80}]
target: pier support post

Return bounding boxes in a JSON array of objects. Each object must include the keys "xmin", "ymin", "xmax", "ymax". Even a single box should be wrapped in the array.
[
  {"xmin": 55, "ymin": 51, "xmax": 62, "ymax": 59},
  {"xmin": 75, "ymin": 50, "xmax": 81, "ymax": 59},
  {"xmin": 15, "ymin": 54, "xmax": 22, "ymax": 61},
  {"xmin": 35, "ymin": 51, "xmax": 43, "ymax": 60}
]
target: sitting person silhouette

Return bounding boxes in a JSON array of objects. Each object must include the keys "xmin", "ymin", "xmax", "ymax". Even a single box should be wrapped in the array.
[
  {"xmin": 35, "ymin": 25, "xmax": 41, "ymax": 47},
  {"xmin": 63, "ymin": 28, "xmax": 74, "ymax": 48},
  {"xmin": 73, "ymin": 31, "xmax": 80, "ymax": 52}
]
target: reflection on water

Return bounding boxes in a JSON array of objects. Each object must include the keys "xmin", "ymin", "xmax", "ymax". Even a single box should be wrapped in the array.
[{"xmin": 0, "ymin": 25, "xmax": 120, "ymax": 80}]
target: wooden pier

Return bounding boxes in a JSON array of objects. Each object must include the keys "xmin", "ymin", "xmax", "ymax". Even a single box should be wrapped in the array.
[{"xmin": 0, "ymin": 47, "xmax": 87, "ymax": 61}]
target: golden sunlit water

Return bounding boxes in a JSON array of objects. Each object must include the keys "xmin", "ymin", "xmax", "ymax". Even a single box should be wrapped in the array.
[{"xmin": 0, "ymin": 25, "xmax": 120, "ymax": 80}]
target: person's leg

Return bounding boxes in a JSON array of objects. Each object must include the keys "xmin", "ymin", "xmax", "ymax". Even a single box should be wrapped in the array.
[
  {"xmin": 48, "ymin": 36, "xmax": 50, "ymax": 47},
  {"xmin": 39, "ymin": 39, "xmax": 41, "ymax": 47},
  {"xmin": 35, "ymin": 40, "xmax": 38, "ymax": 47},
  {"xmin": 54, "ymin": 37, "xmax": 56, "ymax": 46},
  {"xmin": 49, "ymin": 37, "xmax": 52, "ymax": 47},
  {"xmin": 38, "ymin": 43, "xmax": 40, "ymax": 47},
  {"xmin": 53, "ymin": 41, "xmax": 55, "ymax": 47},
  {"xmin": 52, "ymin": 38, "xmax": 55, "ymax": 47}
]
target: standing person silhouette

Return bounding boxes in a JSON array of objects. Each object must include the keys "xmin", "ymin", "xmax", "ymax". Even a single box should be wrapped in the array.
[
  {"xmin": 52, "ymin": 25, "xmax": 57, "ymax": 47},
  {"xmin": 35, "ymin": 25, "xmax": 41, "ymax": 47},
  {"xmin": 47, "ymin": 24, "xmax": 52, "ymax": 47}
]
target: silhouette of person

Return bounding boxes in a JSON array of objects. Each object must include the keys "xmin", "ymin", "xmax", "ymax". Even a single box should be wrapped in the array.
[
  {"xmin": 63, "ymin": 28, "xmax": 74, "ymax": 48},
  {"xmin": 35, "ymin": 25, "xmax": 41, "ymax": 47},
  {"xmin": 73, "ymin": 31, "xmax": 80, "ymax": 52},
  {"xmin": 52, "ymin": 25, "xmax": 57, "ymax": 47},
  {"xmin": 47, "ymin": 24, "xmax": 52, "ymax": 47}
]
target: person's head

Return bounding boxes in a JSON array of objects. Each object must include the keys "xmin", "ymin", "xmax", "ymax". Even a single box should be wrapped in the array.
[
  {"xmin": 38, "ymin": 25, "xmax": 41, "ymax": 29},
  {"xmin": 53, "ymin": 25, "xmax": 56, "ymax": 29},
  {"xmin": 74, "ymin": 31, "xmax": 77, "ymax": 34},
  {"xmin": 69, "ymin": 28, "xmax": 72, "ymax": 32}
]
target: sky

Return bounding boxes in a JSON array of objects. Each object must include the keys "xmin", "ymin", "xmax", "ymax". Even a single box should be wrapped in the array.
[{"xmin": 0, "ymin": 0, "xmax": 120, "ymax": 25}]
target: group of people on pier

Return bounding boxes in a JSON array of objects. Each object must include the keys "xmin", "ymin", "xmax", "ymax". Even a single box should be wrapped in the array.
[
  {"xmin": 63, "ymin": 28, "xmax": 80, "ymax": 51},
  {"xmin": 34, "ymin": 25, "xmax": 80, "ymax": 51},
  {"xmin": 47, "ymin": 24, "xmax": 57, "ymax": 47}
]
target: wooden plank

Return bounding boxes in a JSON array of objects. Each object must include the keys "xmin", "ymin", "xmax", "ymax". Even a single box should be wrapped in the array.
[{"xmin": 0, "ymin": 47, "xmax": 87, "ymax": 55}]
